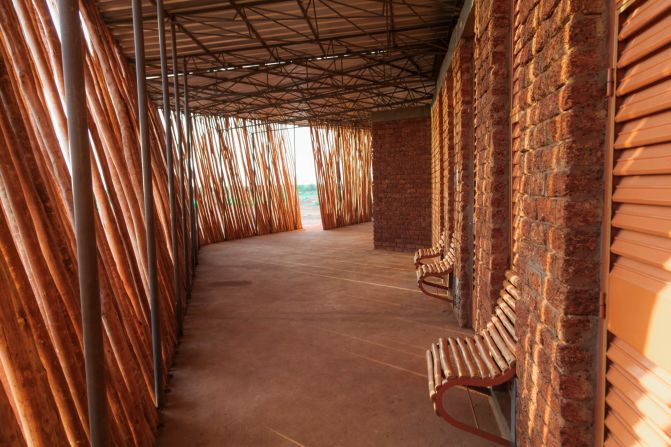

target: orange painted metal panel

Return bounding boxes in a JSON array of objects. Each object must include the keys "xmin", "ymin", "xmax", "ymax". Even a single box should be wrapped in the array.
[
  {"xmin": 619, "ymin": 0, "xmax": 671, "ymax": 40},
  {"xmin": 611, "ymin": 229, "xmax": 671, "ymax": 272},
  {"xmin": 605, "ymin": 337, "xmax": 671, "ymax": 445},
  {"xmin": 605, "ymin": 0, "xmax": 671, "ymax": 443},
  {"xmin": 617, "ymin": 45, "xmax": 671, "ymax": 96},
  {"xmin": 608, "ymin": 259, "xmax": 671, "ymax": 371},
  {"xmin": 613, "ymin": 144, "xmax": 671, "ymax": 175},
  {"xmin": 611, "ymin": 203, "xmax": 671, "ymax": 234},
  {"xmin": 615, "ymin": 77, "xmax": 671, "ymax": 122},
  {"xmin": 614, "ymin": 109, "xmax": 671, "ymax": 149},
  {"xmin": 617, "ymin": 12, "xmax": 671, "ymax": 68}
]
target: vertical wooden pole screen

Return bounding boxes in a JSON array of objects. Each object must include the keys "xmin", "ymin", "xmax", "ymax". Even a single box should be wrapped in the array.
[
  {"xmin": 0, "ymin": 0, "xmax": 184, "ymax": 444},
  {"xmin": 0, "ymin": 0, "xmax": 305, "ymax": 443},
  {"xmin": 189, "ymin": 116, "xmax": 302, "ymax": 245},
  {"xmin": 309, "ymin": 124, "xmax": 373, "ymax": 230}
]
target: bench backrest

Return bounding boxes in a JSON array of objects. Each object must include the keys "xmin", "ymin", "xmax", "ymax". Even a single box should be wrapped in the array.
[
  {"xmin": 481, "ymin": 270, "xmax": 521, "ymax": 369},
  {"xmin": 442, "ymin": 237, "xmax": 456, "ymax": 263}
]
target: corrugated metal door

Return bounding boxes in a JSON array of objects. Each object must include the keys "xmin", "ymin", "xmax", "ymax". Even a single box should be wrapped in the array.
[{"xmin": 604, "ymin": 0, "xmax": 671, "ymax": 445}]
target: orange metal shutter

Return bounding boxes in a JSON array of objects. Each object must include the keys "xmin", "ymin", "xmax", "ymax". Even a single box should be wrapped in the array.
[{"xmin": 605, "ymin": 0, "xmax": 671, "ymax": 445}]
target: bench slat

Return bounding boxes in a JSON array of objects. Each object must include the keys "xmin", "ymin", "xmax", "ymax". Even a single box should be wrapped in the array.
[
  {"xmin": 431, "ymin": 343, "xmax": 443, "ymax": 386},
  {"xmin": 426, "ymin": 350, "xmax": 436, "ymax": 398},
  {"xmin": 492, "ymin": 316, "xmax": 516, "ymax": 355},
  {"xmin": 488, "ymin": 322, "xmax": 515, "ymax": 366},
  {"xmin": 483, "ymin": 329, "xmax": 508, "ymax": 371},
  {"xmin": 505, "ymin": 271, "xmax": 520, "ymax": 287},
  {"xmin": 500, "ymin": 290, "xmax": 516, "ymax": 310},
  {"xmin": 457, "ymin": 338, "xmax": 478, "ymax": 378},
  {"xmin": 465, "ymin": 337, "xmax": 486, "ymax": 378},
  {"xmin": 474, "ymin": 335, "xmax": 499, "ymax": 377},
  {"xmin": 496, "ymin": 307, "xmax": 517, "ymax": 342},
  {"xmin": 504, "ymin": 280, "xmax": 521, "ymax": 301},
  {"xmin": 498, "ymin": 301, "xmax": 516, "ymax": 324},
  {"xmin": 447, "ymin": 337, "xmax": 465, "ymax": 377},
  {"xmin": 438, "ymin": 338, "xmax": 455, "ymax": 379}
]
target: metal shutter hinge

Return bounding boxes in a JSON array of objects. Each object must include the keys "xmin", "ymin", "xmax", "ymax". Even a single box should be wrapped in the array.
[{"xmin": 607, "ymin": 68, "xmax": 615, "ymax": 97}]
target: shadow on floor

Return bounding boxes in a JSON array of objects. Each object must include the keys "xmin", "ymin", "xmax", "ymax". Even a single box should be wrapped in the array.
[{"xmin": 158, "ymin": 223, "xmax": 500, "ymax": 446}]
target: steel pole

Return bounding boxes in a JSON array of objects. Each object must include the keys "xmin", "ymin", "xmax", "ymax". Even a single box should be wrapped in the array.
[
  {"xmin": 132, "ymin": 0, "xmax": 162, "ymax": 408},
  {"xmin": 293, "ymin": 125, "xmax": 298, "ymax": 229},
  {"xmin": 170, "ymin": 22, "xmax": 188, "ymax": 324},
  {"xmin": 156, "ymin": 1, "xmax": 180, "ymax": 338},
  {"xmin": 183, "ymin": 62, "xmax": 196, "ymax": 277},
  {"xmin": 59, "ymin": 1, "xmax": 109, "ymax": 444}
]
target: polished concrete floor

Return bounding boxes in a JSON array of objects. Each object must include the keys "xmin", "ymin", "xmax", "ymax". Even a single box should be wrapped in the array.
[{"xmin": 158, "ymin": 222, "xmax": 500, "ymax": 446}]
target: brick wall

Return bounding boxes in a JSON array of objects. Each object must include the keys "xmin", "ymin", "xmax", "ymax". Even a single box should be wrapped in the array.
[
  {"xmin": 431, "ymin": 97, "xmax": 444, "ymax": 245},
  {"xmin": 511, "ymin": 1, "xmax": 608, "ymax": 445},
  {"xmin": 372, "ymin": 110, "xmax": 432, "ymax": 251},
  {"xmin": 451, "ymin": 39, "xmax": 475, "ymax": 328},
  {"xmin": 442, "ymin": 74, "xmax": 454, "ymax": 238},
  {"xmin": 472, "ymin": 0, "xmax": 511, "ymax": 331},
  {"xmin": 427, "ymin": 0, "xmax": 607, "ymax": 443}
]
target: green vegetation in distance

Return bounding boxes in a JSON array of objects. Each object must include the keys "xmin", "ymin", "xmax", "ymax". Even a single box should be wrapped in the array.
[
  {"xmin": 297, "ymin": 183, "xmax": 317, "ymax": 193},
  {"xmin": 297, "ymin": 184, "xmax": 319, "ymax": 206}
]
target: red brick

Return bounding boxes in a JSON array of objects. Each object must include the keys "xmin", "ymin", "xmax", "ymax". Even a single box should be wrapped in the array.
[{"xmin": 372, "ymin": 114, "xmax": 432, "ymax": 251}]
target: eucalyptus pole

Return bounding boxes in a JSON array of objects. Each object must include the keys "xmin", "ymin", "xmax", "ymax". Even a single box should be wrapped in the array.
[
  {"xmin": 156, "ymin": 0, "xmax": 180, "ymax": 336},
  {"xmin": 58, "ymin": 0, "xmax": 109, "ymax": 443},
  {"xmin": 170, "ymin": 22, "xmax": 187, "ymax": 323},
  {"xmin": 132, "ymin": 0, "xmax": 162, "ymax": 408}
]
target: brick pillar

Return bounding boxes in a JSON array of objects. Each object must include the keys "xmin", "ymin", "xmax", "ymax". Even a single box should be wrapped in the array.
[
  {"xmin": 431, "ymin": 97, "xmax": 445, "ymax": 245},
  {"xmin": 512, "ymin": 1, "xmax": 608, "ymax": 445},
  {"xmin": 472, "ymin": 0, "xmax": 511, "ymax": 331},
  {"xmin": 372, "ymin": 107, "xmax": 432, "ymax": 251},
  {"xmin": 451, "ymin": 39, "xmax": 474, "ymax": 327},
  {"xmin": 442, "ymin": 74, "xmax": 454, "ymax": 238}
]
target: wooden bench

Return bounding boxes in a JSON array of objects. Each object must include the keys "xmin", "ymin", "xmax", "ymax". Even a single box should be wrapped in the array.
[
  {"xmin": 414, "ymin": 234, "xmax": 455, "ymax": 301},
  {"xmin": 426, "ymin": 270, "xmax": 520, "ymax": 446},
  {"xmin": 414, "ymin": 232, "xmax": 447, "ymax": 267}
]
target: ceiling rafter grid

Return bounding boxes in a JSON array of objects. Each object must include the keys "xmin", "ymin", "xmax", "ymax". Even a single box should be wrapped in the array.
[{"xmin": 95, "ymin": 0, "xmax": 461, "ymax": 125}]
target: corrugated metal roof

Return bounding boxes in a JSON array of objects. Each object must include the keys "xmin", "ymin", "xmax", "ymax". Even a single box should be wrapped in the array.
[{"xmin": 93, "ymin": 0, "xmax": 461, "ymax": 124}]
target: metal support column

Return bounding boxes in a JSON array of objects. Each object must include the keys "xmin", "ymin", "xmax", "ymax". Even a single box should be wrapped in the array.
[
  {"xmin": 132, "ymin": 0, "xmax": 162, "ymax": 408},
  {"xmin": 58, "ymin": 0, "xmax": 109, "ymax": 444},
  {"xmin": 156, "ymin": 0, "xmax": 180, "ymax": 336},
  {"xmin": 293, "ymin": 125, "xmax": 298, "ymax": 229},
  {"xmin": 170, "ymin": 22, "xmax": 188, "ymax": 320},
  {"xmin": 183, "ymin": 62, "xmax": 196, "ymax": 277}
]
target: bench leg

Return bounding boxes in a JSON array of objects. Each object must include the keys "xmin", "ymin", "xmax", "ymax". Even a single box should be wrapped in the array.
[
  {"xmin": 432, "ymin": 371, "xmax": 516, "ymax": 446},
  {"xmin": 418, "ymin": 277, "xmax": 453, "ymax": 302}
]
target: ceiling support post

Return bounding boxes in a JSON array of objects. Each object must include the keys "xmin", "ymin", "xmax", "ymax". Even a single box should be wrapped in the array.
[
  {"xmin": 157, "ymin": 0, "xmax": 180, "ymax": 338},
  {"xmin": 170, "ymin": 21, "xmax": 187, "ymax": 329},
  {"xmin": 58, "ymin": 0, "xmax": 109, "ymax": 443},
  {"xmin": 132, "ymin": 0, "xmax": 162, "ymax": 409},
  {"xmin": 183, "ymin": 62, "xmax": 197, "ymax": 275}
]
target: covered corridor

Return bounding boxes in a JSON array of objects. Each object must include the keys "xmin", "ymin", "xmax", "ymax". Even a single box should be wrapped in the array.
[
  {"xmin": 3, "ymin": 0, "xmax": 671, "ymax": 445},
  {"xmin": 158, "ymin": 223, "xmax": 500, "ymax": 446}
]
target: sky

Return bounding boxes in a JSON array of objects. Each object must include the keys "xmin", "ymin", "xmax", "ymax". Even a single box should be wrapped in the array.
[{"xmin": 291, "ymin": 126, "xmax": 317, "ymax": 185}]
